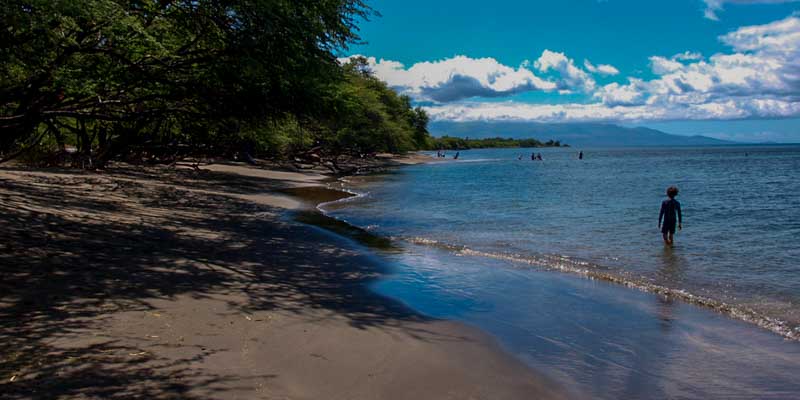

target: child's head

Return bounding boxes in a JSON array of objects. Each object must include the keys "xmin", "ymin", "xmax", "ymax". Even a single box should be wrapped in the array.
[{"xmin": 666, "ymin": 186, "xmax": 679, "ymax": 198}]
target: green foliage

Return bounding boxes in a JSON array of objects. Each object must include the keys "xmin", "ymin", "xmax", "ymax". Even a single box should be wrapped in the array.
[
  {"xmin": 427, "ymin": 136, "xmax": 564, "ymax": 150},
  {"xmin": 317, "ymin": 57, "xmax": 426, "ymax": 155},
  {"xmin": 2, "ymin": 0, "xmax": 429, "ymax": 166}
]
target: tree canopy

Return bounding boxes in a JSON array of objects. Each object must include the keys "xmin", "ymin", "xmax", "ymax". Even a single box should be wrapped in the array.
[{"xmin": 1, "ymin": 0, "xmax": 430, "ymax": 167}]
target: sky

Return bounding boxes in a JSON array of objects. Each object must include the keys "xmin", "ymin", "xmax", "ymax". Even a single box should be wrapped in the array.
[{"xmin": 341, "ymin": 0, "xmax": 800, "ymax": 142}]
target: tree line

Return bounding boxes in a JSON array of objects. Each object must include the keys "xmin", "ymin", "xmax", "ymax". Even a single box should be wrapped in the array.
[
  {"xmin": 1, "ymin": 1, "xmax": 563, "ymax": 168},
  {"xmin": 1, "ymin": 0, "xmax": 430, "ymax": 168}
]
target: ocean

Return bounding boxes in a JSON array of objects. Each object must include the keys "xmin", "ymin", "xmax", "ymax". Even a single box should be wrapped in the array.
[{"xmin": 318, "ymin": 145, "xmax": 800, "ymax": 399}]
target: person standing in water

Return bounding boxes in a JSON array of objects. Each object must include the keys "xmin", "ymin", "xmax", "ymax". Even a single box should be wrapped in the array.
[
  {"xmin": 453, "ymin": 151, "xmax": 460, "ymax": 160},
  {"xmin": 658, "ymin": 186, "xmax": 682, "ymax": 246},
  {"xmin": 579, "ymin": 151, "xmax": 583, "ymax": 160}
]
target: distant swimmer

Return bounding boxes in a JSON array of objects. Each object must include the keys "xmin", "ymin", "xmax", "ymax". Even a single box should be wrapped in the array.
[
  {"xmin": 537, "ymin": 153, "xmax": 543, "ymax": 161},
  {"xmin": 531, "ymin": 152, "xmax": 536, "ymax": 161},
  {"xmin": 454, "ymin": 151, "xmax": 460, "ymax": 160},
  {"xmin": 579, "ymin": 151, "xmax": 583, "ymax": 160},
  {"xmin": 658, "ymin": 186, "xmax": 683, "ymax": 246},
  {"xmin": 518, "ymin": 154, "xmax": 523, "ymax": 160}
]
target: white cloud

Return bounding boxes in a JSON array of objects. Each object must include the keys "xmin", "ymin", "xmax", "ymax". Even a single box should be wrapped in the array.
[
  {"xmin": 338, "ymin": 55, "xmax": 556, "ymax": 102},
  {"xmin": 673, "ymin": 51, "xmax": 704, "ymax": 61},
  {"xmin": 702, "ymin": 0, "xmax": 800, "ymax": 21},
  {"xmin": 650, "ymin": 52, "xmax": 707, "ymax": 74},
  {"xmin": 595, "ymin": 15, "xmax": 800, "ymax": 113},
  {"xmin": 720, "ymin": 13, "xmax": 800, "ymax": 52},
  {"xmin": 344, "ymin": 15, "xmax": 800, "ymax": 124},
  {"xmin": 425, "ymin": 16, "xmax": 800, "ymax": 123},
  {"xmin": 584, "ymin": 60, "xmax": 620, "ymax": 76},
  {"xmin": 534, "ymin": 50, "xmax": 596, "ymax": 92},
  {"xmin": 649, "ymin": 56, "xmax": 685, "ymax": 75},
  {"xmin": 423, "ymin": 97, "xmax": 800, "ymax": 123},
  {"xmin": 594, "ymin": 79, "xmax": 648, "ymax": 106},
  {"xmin": 338, "ymin": 52, "xmax": 610, "ymax": 102}
]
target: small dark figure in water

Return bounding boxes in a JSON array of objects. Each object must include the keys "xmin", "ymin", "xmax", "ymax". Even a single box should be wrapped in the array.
[
  {"xmin": 658, "ymin": 186, "xmax": 682, "ymax": 246},
  {"xmin": 531, "ymin": 152, "xmax": 536, "ymax": 161},
  {"xmin": 579, "ymin": 151, "xmax": 583, "ymax": 160},
  {"xmin": 518, "ymin": 154, "xmax": 523, "ymax": 160},
  {"xmin": 536, "ymin": 153, "xmax": 543, "ymax": 161},
  {"xmin": 453, "ymin": 151, "xmax": 460, "ymax": 160}
]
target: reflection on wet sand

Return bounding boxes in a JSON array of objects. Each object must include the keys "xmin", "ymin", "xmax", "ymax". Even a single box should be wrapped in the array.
[
  {"xmin": 369, "ymin": 243, "xmax": 800, "ymax": 399},
  {"xmin": 656, "ymin": 245, "xmax": 689, "ymax": 332}
]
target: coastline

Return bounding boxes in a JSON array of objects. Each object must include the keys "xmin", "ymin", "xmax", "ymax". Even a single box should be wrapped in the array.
[
  {"xmin": 311, "ymin": 160, "xmax": 800, "ymax": 342},
  {"xmin": 0, "ymin": 155, "xmax": 570, "ymax": 399},
  {"xmin": 306, "ymin": 153, "xmax": 800, "ymax": 399}
]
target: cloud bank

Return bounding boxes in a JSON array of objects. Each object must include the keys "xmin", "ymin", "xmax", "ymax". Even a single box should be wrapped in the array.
[
  {"xmin": 593, "ymin": 15, "xmax": 800, "ymax": 114},
  {"xmin": 339, "ymin": 51, "xmax": 616, "ymax": 102},
  {"xmin": 344, "ymin": 15, "xmax": 800, "ymax": 123}
]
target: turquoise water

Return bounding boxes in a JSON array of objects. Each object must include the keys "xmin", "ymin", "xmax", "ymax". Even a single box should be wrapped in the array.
[
  {"xmin": 319, "ymin": 145, "xmax": 800, "ymax": 399},
  {"xmin": 325, "ymin": 146, "xmax": 800, "ymax": 337}
]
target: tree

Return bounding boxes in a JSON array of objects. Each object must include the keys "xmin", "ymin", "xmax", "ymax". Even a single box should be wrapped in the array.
[
  {"xmin": 1, "ymin": 0, "xmax": 373, "ymax": 164},
  {"xmin": 313, "ymin": 57, "xmax": 426, "ymax": 156}
]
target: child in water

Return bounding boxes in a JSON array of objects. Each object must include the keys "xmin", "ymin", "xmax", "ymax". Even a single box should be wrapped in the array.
[{"xmin": 658, "ymin": 186, "xmax": 682, "ymax": 245}]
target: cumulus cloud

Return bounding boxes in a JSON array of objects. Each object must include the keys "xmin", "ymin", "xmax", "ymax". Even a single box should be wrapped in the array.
[
  {"xmin": 343, "ymin": 15, "xmax": 800, "ymax": 124},
  {"xmin": 338, "ymin": 51, "xmax": 612, "ymax": 102},
  {"xmin": 649, "ymin": 56, "xmax": 685, "ymax": 75},
  {"xmin": 649, "ymin": 52, "xmax": 707, "ymax": 75},
  {"xmin": 702, "ymin": 0, "xmax": 800, "ymax": 21},
  {"xmin": 338, "ymin": 55, "xmax": 556, "ymax": 102},
  {"xmin": 422, "ymin": 15, "xmax": 800, "ymax": 123},
  {"xmin": 584, "ymin": 60, "xmax": 620, "ymax": 76},
  {"xmin": 591, "ymin": 15, "xmax": 800, "ymax": 113},
  {"xmin": 594, "ymin": 78, "xmax": 649, "ymax": 106},
  {"xmin": 719, "ymin": 13, "xmax": 800, "ymax": 51},
  {"xmin": 533, "ymin": 50, "xmax": 596, "ymax": 92}
]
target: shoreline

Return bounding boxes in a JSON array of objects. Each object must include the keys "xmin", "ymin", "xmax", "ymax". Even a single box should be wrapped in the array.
[
  {"xmin": 304, "ymin": 157, "xmax": 800, "ymax": 342},
  {"xmin": 301, "ymin": 154, "xmax": 800, "ymax": 398},
  {"xmin": 0, "ymin": 155, "xmax": 570, "ymax": 399}
]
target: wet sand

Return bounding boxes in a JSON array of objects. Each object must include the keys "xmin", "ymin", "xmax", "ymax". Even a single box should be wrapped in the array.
[{"xmin": 0, "ymin": 157, "xmax": 569, "ymax": 399}]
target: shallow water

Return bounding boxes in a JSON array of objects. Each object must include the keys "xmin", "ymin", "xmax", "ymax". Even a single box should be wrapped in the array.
[
  {"xmin": 313, "ymin": 145, "xmax": 800, "ymax": 399},
  {"xmin": 370, "ymin": 245, "xmax": 800, "ymax": 399},
  {"xmin": 325, "ymin": 146, "xmax": 800, "ymax": 338}
]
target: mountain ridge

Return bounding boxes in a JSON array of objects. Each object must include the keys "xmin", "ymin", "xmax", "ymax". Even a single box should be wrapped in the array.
[{"xmin": 428, "ymin": 121, "xmax": 735, "ymax": 147}]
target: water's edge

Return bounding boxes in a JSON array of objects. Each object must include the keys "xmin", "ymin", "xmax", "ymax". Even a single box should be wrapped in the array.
[{"xmin": 298, "ymin": 171, "xmax": 800, "ymax": 342}]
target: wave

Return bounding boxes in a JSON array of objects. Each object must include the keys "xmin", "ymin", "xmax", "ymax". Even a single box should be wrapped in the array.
[
  {"xmin": 315, "ymin": 186, "xmax": 366, "ymax": 212},
  {"xmin": 402, "ymin": 236, "xmax": 799, "ymax": 341}
]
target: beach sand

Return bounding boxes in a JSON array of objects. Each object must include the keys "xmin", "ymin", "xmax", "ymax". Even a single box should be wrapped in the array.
[{"xmin": 0, "ymin": 156, "xmax": 570, "ymax": 399}]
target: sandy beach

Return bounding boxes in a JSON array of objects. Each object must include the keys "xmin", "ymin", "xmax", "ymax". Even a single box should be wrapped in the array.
[{"xmin": 0, "ymin": 156, "xmax": 569, "ymax": 399}]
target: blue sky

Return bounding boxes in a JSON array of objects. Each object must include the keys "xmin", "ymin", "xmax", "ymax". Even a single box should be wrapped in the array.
[{"xmin": 342, "ymin": 0, "xmax": 800, "ymax": 142}]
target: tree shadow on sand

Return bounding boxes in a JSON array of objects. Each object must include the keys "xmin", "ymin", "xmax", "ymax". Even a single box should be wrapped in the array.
[{"xmin": 0, "ymin": 167, "xmax": 458, "ymax": 399}]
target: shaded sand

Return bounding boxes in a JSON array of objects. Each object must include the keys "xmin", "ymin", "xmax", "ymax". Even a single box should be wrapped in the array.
[{"xmin": 0, "ymin": 158, "xmax": 569, "ymax": 399}]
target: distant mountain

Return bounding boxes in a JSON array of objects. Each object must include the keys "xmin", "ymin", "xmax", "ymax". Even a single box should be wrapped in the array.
[{"xmin": 428, "ymin": 121, "xmax": 734, "ymax": 147}]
